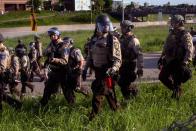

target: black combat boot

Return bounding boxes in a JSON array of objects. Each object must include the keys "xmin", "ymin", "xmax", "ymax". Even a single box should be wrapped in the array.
[
  {"xmin": 129, "ymin": 84, "xmax": 139, "ymax": 97},
  {"xmin": 171, "ymin": 86, "xmax": 182, "ymax": 100}
]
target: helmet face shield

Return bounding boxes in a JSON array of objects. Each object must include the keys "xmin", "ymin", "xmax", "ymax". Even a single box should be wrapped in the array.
[
  {"xmin": 96, "ymin": 14, "xmax": 114, "ymax": 33},
  {"xmin": 97, "ymin": 22, "xmax": 114, "ymax": 33}
]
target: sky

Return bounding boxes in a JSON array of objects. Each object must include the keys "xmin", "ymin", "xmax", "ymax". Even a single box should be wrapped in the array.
[{"xmin": 114, "ymin": 0, "xmax": 196, "ymax": 6}]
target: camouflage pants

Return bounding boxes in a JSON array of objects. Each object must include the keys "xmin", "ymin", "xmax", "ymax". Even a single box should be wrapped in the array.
[
  {"xmin": 29, "ymin": 61, "xmax": 43, "ymax": 81},
  {"xmin": 118, "ymin": 61, "xmax": 137, "ymax": 99},
  {"xmin": 0, "ymin": 75, "xmax": 22, "ymax": 110},
  {"xmin": 159, "ymin": 60, "xmax": 192, "ymax": 90},
  {"xmin": 90, "ymin": 68, "xmax": 118, "ymax": 118},
  {"xmin": 39, "ymin": 70, "xmax": 75, "ymax": 106},
  {"xmin": 20, "ymin": 70, "xmax": 33, "ymax": 93}
]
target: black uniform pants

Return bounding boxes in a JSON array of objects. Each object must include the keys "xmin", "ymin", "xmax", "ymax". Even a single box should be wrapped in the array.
[
  {"xmin": 118, "ymin": 61, "xmax": 137, "ymax": 98},
  {"xmin": 91, "ymin": 68, "xmax": 118, "ymax": 116},
  {"xmin": 39, "ymin": 70, "xmax": 75, "ymax": 106}
]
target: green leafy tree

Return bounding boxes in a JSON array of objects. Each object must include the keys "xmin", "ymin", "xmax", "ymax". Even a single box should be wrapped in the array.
[
  {"xmin": 94, "ymin": 0, "xmax": 105, "ymax": 13},
  {"xmin": 104, "ymin": 0, "xmax": 112, "ymax": 10},
  {"xmin": 27, "ymin": 0, "xmax": 42, "ymax": 12}
]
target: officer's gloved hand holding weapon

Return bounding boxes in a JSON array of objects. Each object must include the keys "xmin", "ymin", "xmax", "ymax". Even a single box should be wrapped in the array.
[{"xmin": 105, "ymin": 68, "xmax": 115, "ymax": 90}]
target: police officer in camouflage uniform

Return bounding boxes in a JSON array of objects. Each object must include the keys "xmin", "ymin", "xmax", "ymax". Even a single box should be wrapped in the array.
[
  {"xmin": 12, "ymin": 41, "xmax": 34, "ymax": 99},
  {"xmin": 118, "ymin": 20, "xmax": 144, "ymax": 100},
  {"xmin": 158, "ymin": 15, "xmax": 193, "ymax": 99},
  {"xmin": 28, "ymin": 42, "xmax": 44, "ymax": 82},
  {"xmin": 34, "ymin": 34, "xmax": 43, "ymax": 68},
  {"xmin": 0, "ymin": 33, "xmax": 22, "ymax": 110},
  {"xmin": 85, "ymin": 14, "xmax": 122, "ymax": 120},
  {"xmin": 39, "ymin": 27, "xmax": 71, "ymax": 106},
  {"xmin": 63, "ymin": 37, "xmax": 88, "ymax": 98}
]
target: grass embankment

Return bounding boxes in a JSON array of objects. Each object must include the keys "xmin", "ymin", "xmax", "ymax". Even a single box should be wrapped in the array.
[
  {"xmin": 0, "ymin": 11, "xmax": 119, "ymax": 28},
  {"xmin": 2, "ymin": 10, "xmax": 193, "ymax": 28},
  {"xmin": 0, "ymin": 71, "xmax": 195, "ymax": 131}
]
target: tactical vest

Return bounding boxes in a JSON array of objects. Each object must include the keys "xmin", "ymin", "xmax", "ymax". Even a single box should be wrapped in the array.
[
  {"xmin": 165, "ymin": 30, "xmax": 187, "ymax": 61},
  {"xmin": 92, "ymin": 34, "xmax": 113, "ymax": 68},
  {"xmin": 120, "ymin": 35, "xmax": 138, "ymax": 62},
  {"xmin": 49, "ymin": 42, "xmax": 67, "ymax": 70}
]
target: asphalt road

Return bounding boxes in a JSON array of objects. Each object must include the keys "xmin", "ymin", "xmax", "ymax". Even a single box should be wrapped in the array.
[
  {"xmin": 0, "ymin": 21, "xmax": 167, "ymax": 38},
  {"xmin": 15, "ymin": 52, "xmax": 161, "ymax": 97}
]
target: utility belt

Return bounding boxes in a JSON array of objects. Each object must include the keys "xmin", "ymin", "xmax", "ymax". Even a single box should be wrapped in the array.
[
  {"xmin": 122, "ymin": 59, "xmax": 137, "ymax": 64},
  {"xmin": 48, "ymin": 64, "xmax": 66, "ymax": 72},
  {"xmin": 93, "ymin": 62, "xmax": 112, "ymax": 69}
]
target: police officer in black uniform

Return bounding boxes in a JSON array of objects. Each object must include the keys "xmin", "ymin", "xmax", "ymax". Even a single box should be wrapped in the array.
[{"xmin": 39, "ymin": 27, "xmax": 71, "ymax": 106}]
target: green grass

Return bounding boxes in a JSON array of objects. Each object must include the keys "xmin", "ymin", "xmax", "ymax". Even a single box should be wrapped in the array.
[
  {"xmin": 0, "ymin": 11, "xmax": 119, "ymax": 28},
  {"xmin": 1, "ymin": 26, "xmax": 196, "ymax": 130},
  {"xmin": 0, "ymin": 71, "xmax": 195, "ymax": 131}
]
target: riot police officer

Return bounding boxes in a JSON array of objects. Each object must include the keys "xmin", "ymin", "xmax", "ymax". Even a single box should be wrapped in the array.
[
  {"xmin": 28, "ymin": 42, "xmax": 44, "ymax": 82},
  {"xmin": 85, "ymin": 14, "xmax": 122, "ymax": 120},
  {"xmin": 158, "ymin": 15, "xmax": 193, "ymax": 99},
  {"xmin": 0, "ymin": 33, "xmax": 22, "ymax": 110},
  {"xmin": 12, "ymin": 41, "xmax": 34, "ymax": 99},
  {"xmin": 39, "ymin": 27, "xmax": 71, "ymax": 106},
  {"xmin": 34, "ymin": 34, "xmax": 43, "ymax": 68},
  {"xmin": 63, "ymin": 37, "xmax": 88, "ymax": 98},
  {"xmin": 118, "ymin": 20, "xmax": 143, "ymax": 100}
]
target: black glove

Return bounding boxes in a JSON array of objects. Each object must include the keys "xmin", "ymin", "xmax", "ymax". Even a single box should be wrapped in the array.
[
  {"xmin": 137, "ymin": 69, "xmax": 143, "ymax": 78},
  {"xmin": 106, "ymin": 68, "xmax": 116, "ymax": 77},
  {"xmin": 82, "ymin": 69, "xmax": 87, "ymax": 81}
]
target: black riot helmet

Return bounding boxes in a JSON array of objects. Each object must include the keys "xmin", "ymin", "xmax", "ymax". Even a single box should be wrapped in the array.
[
  {"xmin": 47, "ymin": 27, "xmax": 61, "ymax": 36},
  {"xmin": 15, "ymin": 43, "xmax": 27, "ymax": 57},
  {"xmin": 63, "ymin": 37, "xmax": 74, "ymax": 46},
  {"xmin": 0, "ymin": 33, "xmax": 4, "ymax": 43},
  {"xmin": 96, "ymin": 14, "xmax": 114, "ymax": 33}
]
